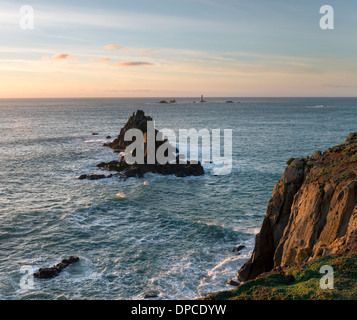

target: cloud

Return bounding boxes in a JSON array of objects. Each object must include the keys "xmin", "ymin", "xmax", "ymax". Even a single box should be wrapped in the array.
[
  {"xmin": 122, "ymin": 47, "xmax": 136, "ymax": 54},
  {"xmin": 115, "ymin": 61, "xmax": 154, "ymax": 67},
  {"xmin": 138, "ymin": 49, "xmax": 155, "ymax": 54},
  {"xmin": 104, "ymin": 45, "xmax": 122, "ymax": 50},
  {"xmin": 103, "ymin": 46, "xmax": 154, "ymax": 54},
  {"xmin": 90, "ymin": 58, "xmax": 112, "ymax": 62},
  {"xmin": 42, "ymin": 53, "xmax": 77, "ymax": 60}
]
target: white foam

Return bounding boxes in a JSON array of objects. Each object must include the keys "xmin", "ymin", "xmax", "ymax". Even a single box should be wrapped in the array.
[
  {"xmin": 116, "ymin": 192, "xmax": 127, "ymax": 198},
  {"xmin": 196, "ymin": 255, "xmax": 242, "ymax": 297},
  {"xmin": 84, "ymin": 139, "xmax": 107, "ymax": 143}
]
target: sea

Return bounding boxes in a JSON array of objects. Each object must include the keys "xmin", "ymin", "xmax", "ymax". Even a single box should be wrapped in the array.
[{"xmin": 0, "ymin": 97, "xmax": 356, "ymax": 300}]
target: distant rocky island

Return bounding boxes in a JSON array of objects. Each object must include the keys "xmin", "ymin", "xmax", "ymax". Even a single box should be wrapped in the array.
[
  {"xmin": 205, "ymin": 133, "xmax": 357, "ymax": 300},
  {"xmin": 79, "ymin": 110, "xmax": 204, "ymax": 179}
]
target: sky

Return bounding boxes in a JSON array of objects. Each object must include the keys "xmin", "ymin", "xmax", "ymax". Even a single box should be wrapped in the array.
[{"xmin": 0, "ymin": 0, "xmax": 357, "ymax": 98}]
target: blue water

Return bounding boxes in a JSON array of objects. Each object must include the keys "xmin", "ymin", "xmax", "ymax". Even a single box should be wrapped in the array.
[{"xmin": 0, "ymin": 97, "xmax": 356, "ymax": 300}]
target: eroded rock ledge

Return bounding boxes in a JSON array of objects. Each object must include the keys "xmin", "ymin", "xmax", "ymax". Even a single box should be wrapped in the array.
[{"xmin": 238, "ymin": 133, "xmax": 357, "ymax": 282}]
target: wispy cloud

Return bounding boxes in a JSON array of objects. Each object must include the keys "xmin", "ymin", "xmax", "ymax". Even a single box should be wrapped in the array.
[
  {"xmin": 138, "ymin": 49, "xmax": 155, "ymax": 54},
  {"xmin": 104, "ymin": 45, "xmax": 155, "ymax": 55},
  {"xmin": 90, "ymin": 58, "xmax": 112, "ymax": 62},
  {"xmin": 104, "ymin": 45, "xmax": 122, "ymax": 50},
  {"xmin": 115, "ymin": 61, "xmax": 154, "ymax": 67},
  {"xmin": 42, "ymin": 53, "xmax": 77, "ymax": 61},
  {"xmin": 123, "ymin": 47, "xmax": 136, "ymax": 54}
]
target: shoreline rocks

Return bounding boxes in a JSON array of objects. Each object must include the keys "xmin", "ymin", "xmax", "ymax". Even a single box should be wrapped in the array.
[{"xmin": 227, "ymin": 279, "xmax": 240, "ymax": 287}]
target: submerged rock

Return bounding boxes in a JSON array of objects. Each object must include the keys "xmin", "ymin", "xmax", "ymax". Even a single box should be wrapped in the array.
[
  {"xmin": 34, "ymin": 256, "xmax": 79, "ymax": 279},
  {"xmin": 230, "ymin": 245, "xmax": 246, "ymax": 253},
  {"xmin": 144, "ymin": 291, "xmax": 159, "ymax": 299},
  {"xmin": 78, "ymin": 174, "xmax": 107, "ymax": 180}
]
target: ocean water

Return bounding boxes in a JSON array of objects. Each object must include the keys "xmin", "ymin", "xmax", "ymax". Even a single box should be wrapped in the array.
[{"xmin": 0, "ymin": 97, "xmax": 356, "ymax": 300}]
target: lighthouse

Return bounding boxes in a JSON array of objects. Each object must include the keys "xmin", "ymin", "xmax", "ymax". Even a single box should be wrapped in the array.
[{"xmin": 200, "ymin": 95, "xmax": 206, "ymax": 103}]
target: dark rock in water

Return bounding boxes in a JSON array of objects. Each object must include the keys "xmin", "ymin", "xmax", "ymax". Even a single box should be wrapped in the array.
[
  {"xmin": 231, "ymin": 245, "xmax": 246, "ymax": 254},
  {"xmin": 92, "ymin": 132, "xmax": 99, "ymax": 135},
  {"xmin": 226, "ymin": 100, "xmax": 233, "ymax": 103},
  {"xmin": 97, "ymin": 160, "xmax": 123, "ymax": 171},
  {"xmin": 159, "ymin": 100, "xmax": 168, "ymax": 104},
  {"xmin": 227, "ymin": 279, "xmax": 240, "ymax": 286},
  {"xmin": 236, "ymin": 245, "xmax": 246, "ymax": 252},
  {"xmin": 169, "ymin": 99, "xmax": 176, "ymax": 103},
  {"xmin": 88, "ymin": 174, "xmax": 107, "ymax": 180},
  {"xmin": 96, "ymin": 159, "xmax": 204, "ymax": 178},
  {"xmin": 144, "ymin": 291, "xmax": 159, "ymax": 299},
  {"xmin": 106, "ymin": 136, "xmax": 112, "ymax": 139},
  {"xmin": 98, "ymin": 110, "xmax": 205, "ymax": 178},
  {"xmin": 34, "ymin": 256, "xmax": 79, "ymax": 279},
  {"xmin": 78, "ymin": 174, "xmax": 107, "ymax": 180}
]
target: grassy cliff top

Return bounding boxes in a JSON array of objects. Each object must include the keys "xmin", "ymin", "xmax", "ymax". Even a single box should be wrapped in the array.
[
  {"xmin": 203, "ymin": 254, "xmax": 357, "ymax": 300},
  {"xmin": 304, "ymin": 135, "xmax": 357, "ymax": 185}
]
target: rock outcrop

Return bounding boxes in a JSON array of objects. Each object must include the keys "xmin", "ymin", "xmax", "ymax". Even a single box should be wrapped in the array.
[
  {"xmin": 98, "ymin": 110, "xmax": 204, "ymax": 178},
  {"xmin": 104, "ymin": 110, "xmax": 154, "ymax": 151},
  {"xmin": 34, "ymin": 256, "xmax": 80, "ymax": 279},
  {"xmin": 78, "ymin": 174, "xmax": 107, "ymax": 180},
  {"xmin": 238, "ymin": 133, "xmax": 357, "ymax": 282}
]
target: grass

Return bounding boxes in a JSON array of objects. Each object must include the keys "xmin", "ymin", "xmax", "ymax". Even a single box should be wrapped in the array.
[
  {"xmin": 303, "ymin": 139, "xmax": 357, "ymax": 185},
  {"xmin": 203, "ymin": 254, "xmax": 357, "ymax": 300}
]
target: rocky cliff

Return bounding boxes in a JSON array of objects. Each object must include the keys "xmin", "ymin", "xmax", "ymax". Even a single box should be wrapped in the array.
[{"xmin": 238, "ymin": 133, "xmax": 357, "ymax": 282}]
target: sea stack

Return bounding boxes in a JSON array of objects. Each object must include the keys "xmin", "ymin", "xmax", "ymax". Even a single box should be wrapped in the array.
[{"xmin": 97, "ymin": 110, "xmax": 205, "ymax": 178}]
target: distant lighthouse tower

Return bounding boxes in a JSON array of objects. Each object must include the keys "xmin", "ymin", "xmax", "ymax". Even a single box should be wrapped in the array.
[{"xmin": 200, "ymin": 95, "xmax": 206, "ymax": 103}]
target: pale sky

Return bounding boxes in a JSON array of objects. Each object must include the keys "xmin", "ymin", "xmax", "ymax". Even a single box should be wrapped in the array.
[{"xmin": 0, "ymin": 0, "xmax": 356, "ymax": 98}]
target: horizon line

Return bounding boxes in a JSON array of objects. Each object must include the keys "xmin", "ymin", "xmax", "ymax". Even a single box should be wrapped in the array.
[{"xmin": 1, "ymin": 96, "xmax": 357, "ymax": 100}]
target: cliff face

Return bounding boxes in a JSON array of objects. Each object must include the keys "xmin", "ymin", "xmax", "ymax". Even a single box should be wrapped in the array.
[{"xmin": 238, "ymin": 133, "xmax": 357, "ymax": 282}]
